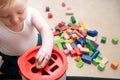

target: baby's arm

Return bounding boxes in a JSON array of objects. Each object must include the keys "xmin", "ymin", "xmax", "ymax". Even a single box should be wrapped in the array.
[{"xmin": 31, "ymin": 8, "xmax": 53, "ymax": 68}]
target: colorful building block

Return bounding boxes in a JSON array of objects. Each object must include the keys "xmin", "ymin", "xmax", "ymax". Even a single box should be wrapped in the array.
[
  {"xmin": 92, "ymin": 58, "xmax": 100, "ymax": 65},
  {"xmin": 92, "ymin": 41, "xmax": 99, "ymax": 49},
  {"xmin": 74, "ymin": 47, "xmax": 82, "ymax": 56},
  {"xmin": 98, "ymin": 63, "xmax": 106, "ymax": 71},
  {"xmin": 101, "ymin": 36, "xmax": 107, "ymax": 43},
  {"xmin": 61, "ymin": 2, "xmax": 66, "ymax": 7},
  {"xmin": 89, "ymin": 51, "xmax": 93, "ymax": 56},
  {"xmin": 86, "ymin": 39, "xmax": 95, "ymax": 51},
  {"xmin": 63, "ymin": 49, "xmax": 69, "ymax": 55},
  {"xmin": 97, "ymin": 54, "xmax": 103, "ymax": 60},
  {"xmin": 66, "ymin": 10, "xmax": 74, "ymax": 15},
  {"xmin": 74, "ymin": 56, "xmax": 81, "ymax": 62},
  {"xmin": 63, "ymin": 32, "xmax": 70, "ymax": 39},
  {"xmin": 81, "ymin": 54, "xmax": 92, "ymax": 64},
  {"xmin": 56, "ymin": 43, "xmax": 64, "ymax": 51},
  {"xmin": 86, "ymin": 35, "xmax": 97, "ymax": 42},
  {"xmin": 76, "ymin": 60, "xmax": 84, "ymax": 68},
  {"xmin": 45, "ymin": 6, "xmax": 50, "ymax": 12},
  {"xmin": 100, "ymin": 57, "xmax": 109, "ymax": 65},
  {"xmin": 112, "ymin": 37, "xmax": 119, "ymax": 44},
  {"xmin": 79, "ymin": 21, "xmax": 86, "ymax": 29},
  {"xmin": 70, "ymin": 49, "xmax": 77, "ymax": 57},
  {"xmin": 48, "ymin": 13, "xmax": 53, "ymax": 18},
  {"xmin": 87, "ymin": 30, "xmax": 98, "ymax": 37},
  {"xmin": 111, "ymin": 61, "xmax": 119, "ymax": 69},
  {"xmin": 71, "ymin": 16, "xmax": 76, "ymax": 24},
  {"xmin": 91, "ymin": 50, "xmax": 100, "ymax": 59},
  {"xmin": 65, "ymin": 43, "xmax": 73, "ymax": 50}
]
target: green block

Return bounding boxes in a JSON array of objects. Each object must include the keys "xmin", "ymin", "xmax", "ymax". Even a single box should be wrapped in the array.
[
  {"xmin": 57, "ymin": 43, "xmax": 64, "ymax": 50},
  {"xmin": 92, "ymin": 58, "xmax": 100, "ymax": 65},
  {"xmin": 71, "ymin": 16, "xmax": 76, "ymax": 24},
  {"xmin": 67, "ymin": 23, "xmax": 79, "ymax": 27},
  {"xmin": 86, "ymin": 39, "xmax": 95, "ymax": 51},
  {"xmin": 98, "ymin": 63, "xmax": 106, "ymax": 71},
  {"xmin": 97, "ymin": 54, "xmax": 103, "ymax": 60},
  {"xmin": 64, "ymin": 40, "xmax": 69, "ymax": 43},
  {"xmin": 77, "ymin": 60, "xmax": 84, "ymax": 68},
  {"xmin": 89, "ymin": 51, "xmax": 93, "ymax": 56},
  {"xmin": 112, "ymin": 37, "xmax": 119, "ymax": 44},
  {"xmin": 72, "ymin": 30, "xmax": 78, "ymax": 34},
  {"xmin": 54, "ymin": 39, "xmax": 65, "ymax": 44},
  {"xmin": 55, "ymin": 28, "xmax": 63, "ymax": 36},
  {"xmin": 60, "ymin": 33, "xmax": 64, "ymax": 38},
  {"xmin": 101, "ymin": 36, "xmax": 107, "ymax": 43}
]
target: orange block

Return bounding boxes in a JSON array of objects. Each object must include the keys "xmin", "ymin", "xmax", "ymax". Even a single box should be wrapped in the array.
[
  {"xmin": 74, "ymin": 56, "xmax": 81, "ymax": 62},
  {"xmin": 79, "ymin": 21, "xmax": 86, "ymax": 29},
  {"xmin": 69, "ymin": 38, "xmax": 75, "ymax": 43},
  {"xmin": 111, "ymin": 61, "xmax": 119, "ymax": 69}
]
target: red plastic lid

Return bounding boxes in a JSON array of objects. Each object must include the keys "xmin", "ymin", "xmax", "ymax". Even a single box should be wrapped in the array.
[{"xmin": 18, "ymin": 46, "xmax": 68, "ymax": 80}]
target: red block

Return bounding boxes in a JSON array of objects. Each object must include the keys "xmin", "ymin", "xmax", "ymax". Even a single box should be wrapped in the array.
[
  {"xmin": 53, "ymin": 31, "xmax": 59, "ymax": 36},
  {"xmin": 74, "ymin": 47, "xmax": 82, "ymax": 56},
  {"xmin": 61, "ymin": 26, "xmax": 69, "ymax": 31},
  {"xmin": 48, "ymin": 13, "xmax": 53, "ymax": 18},
  {"xmin": 69, "ymin": 26, "xmax": 79, "ymax": 30},
  {"xmin": 70, "ymin": 49, "xmax": 77, "ymax": 57}
]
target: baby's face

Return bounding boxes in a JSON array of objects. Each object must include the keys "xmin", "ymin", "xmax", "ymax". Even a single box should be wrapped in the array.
[{"xmin": 0, "ymin": 0, "xmax": 27, "ymax": 28}]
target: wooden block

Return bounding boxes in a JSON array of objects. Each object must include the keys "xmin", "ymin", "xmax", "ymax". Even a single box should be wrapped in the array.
[
  {"xmin": 111, "ymin": 61, "xmax": 119, "ymax": 69},
  {"xmin": 70, "ymin": 49, "xmax": 77, "ymax": 57},
  {"xmin": 65, "ymin": 43, "xmax": 73, "ymax": 50},
  {"xmin": 79, "ymin": 21, "xmax": 86, "ymax": 29},
  {"xmin": 98, "ymin": 63, "xmax": 106, "ymax": 71},
  {"xmin": 86, "ymin": 35, "xmax": 97, "ymax": 42},
  {"xmin": 36, "ymin": 60, "xmax": 42, "ymax": 69},
  {"xmin": 74, "ymin": 47, "xmax": 82, "ymax": 56},
  {"xmin": 76, "ymin": 60, "xmax": 84, "ymax": 68},
  {"xmin": 74, "ymin": 56, "xmax": 81, "ymax": 62},
  {"xmin": 66, "ymin": 10, "xmax": 74, "ymax": 15},
  {"xmin": 48, "ymin": 13, "xmax": 53, "ymax": 18},
  {"xmin": 63, "ymin": 32, "xmax": 70, "ymax": 39},
  {"xmin": 69, "ymin": 38, "xmax": 75, "ymax": 43},
  {"xmin": 100, "ymin": 57, "xmax": 109, "ymax": 65},
  {"xmin": 63, "ymin": 49, "xmax": 69, "ymax": 55},
  {"xmin": 81, "ymin": 54, "xmax": 92, "ymax": 64},
  {"xmin": 80, "ymin": 47, "xmax": 90, "ymax": 54}
]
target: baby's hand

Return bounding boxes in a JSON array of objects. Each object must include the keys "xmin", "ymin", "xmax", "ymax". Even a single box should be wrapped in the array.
[{"xmin": 35, "ymin": 47, "xmax": 52, "ymax": 68}]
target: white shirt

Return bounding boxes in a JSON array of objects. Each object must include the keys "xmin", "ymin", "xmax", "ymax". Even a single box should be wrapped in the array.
[{"xmin": 0, "ymin": 7, "xmax": 38, "ymax": 56}]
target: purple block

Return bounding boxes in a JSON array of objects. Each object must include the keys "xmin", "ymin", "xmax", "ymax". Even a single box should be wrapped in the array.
[
  {"xmin": 92, "ymin": 41, "xmax": 99, "ymax": 49},
  {"xmin": 46, "ymin": 6, "xmax": 50, "ymax": 12}
]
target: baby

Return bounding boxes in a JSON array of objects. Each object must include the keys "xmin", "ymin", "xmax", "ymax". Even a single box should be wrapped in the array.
[{"xmin": 0, "ymin": 0, "xmax": 53, "ymax": 76}]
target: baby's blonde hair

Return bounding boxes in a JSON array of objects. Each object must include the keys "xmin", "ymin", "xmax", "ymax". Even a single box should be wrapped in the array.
[{"xmin": 0, "ymin": 0, "xmax": 13, "ymax": 9}]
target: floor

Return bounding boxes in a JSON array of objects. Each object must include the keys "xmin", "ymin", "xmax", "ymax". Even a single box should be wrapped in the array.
[
  {"xmin": 1, "ymin": 0, "xmax": 120, "ymax": 80},
  {"xmin": 29, "ymin": 0, "xmax": 120, "ymax": 79}
]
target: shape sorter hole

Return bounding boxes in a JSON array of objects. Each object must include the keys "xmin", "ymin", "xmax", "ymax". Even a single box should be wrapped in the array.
[
  {"xmin": 51, "ymin": 54, "xmax": 57, "ymax": 60},
  {"xmin": 42, "ymin": 69, "xmax": 50, "ymax": 75},
  {"xmin": 48, "ymin": 58, "xmax": 55, "ymax": 66},
  {"xmin": 28, "ymin": 57, "xmax": 35, "ymax": 64},
  {"xmin": 50, "ymin": 65, "xmax": 59, "ymax": 72},
  {"xmin": 29, "ymin": 53, "xmax": 59, "ymax": 74},
  {"xmin": 31, "ymin": 66, "xmax": 40, "ymax": 73}
]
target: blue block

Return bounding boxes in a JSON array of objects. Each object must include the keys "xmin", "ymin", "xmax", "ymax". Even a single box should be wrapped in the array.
[
  {"xmin": 81, "ymin": 54, "xmax": 92, "ymax": 64},
  {"xmin": 87, "ymin": 30, "xmax": 98, "ymax": 37},
  {"xmin": 71, "ymin": 43, "xmax": 77, "ymax": 48},
  {"xmin": 76, "ymin": 38, "xmax": 85, "ymax": 47},
  {"xmin": 91, "ymin": 50, "xmax": 100, "ymax": 59}
]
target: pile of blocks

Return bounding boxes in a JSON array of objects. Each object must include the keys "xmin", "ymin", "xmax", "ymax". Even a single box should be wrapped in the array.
[{"xmin": 53, "ymin": 16, "xmax": 119, "ymax": 71}]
